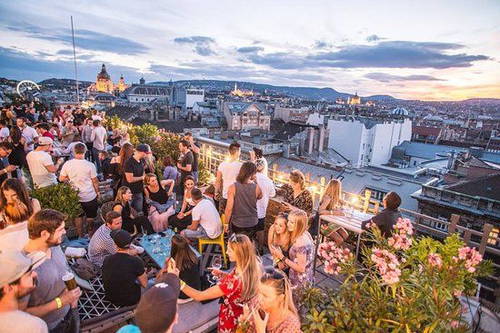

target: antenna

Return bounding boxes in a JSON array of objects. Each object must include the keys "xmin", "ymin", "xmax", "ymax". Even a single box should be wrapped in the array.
[{"xmin": 70, "ymin": 16, "xmax": 79, "ymax": 104}]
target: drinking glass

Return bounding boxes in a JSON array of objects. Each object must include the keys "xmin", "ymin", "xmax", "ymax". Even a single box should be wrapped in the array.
[{"xmin": 209, "ymin": 255, "xmax": 223, "ymax": 285}]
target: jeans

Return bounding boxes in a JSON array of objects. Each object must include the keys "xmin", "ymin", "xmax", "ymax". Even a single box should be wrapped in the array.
[
  {"xmin": 192, "ymin": 171, "xmax": 198, "ymax": 184},
  {"xmin": 92, "ymin": 147, "xmax": 101, "ymax": 173},
  {"xmin": 181, "ymin": 226, "xmax": 208, "ymax": 239},
  {"xmin": 131, "ymin": 192, "xmax": 144, "ymax": 214}
]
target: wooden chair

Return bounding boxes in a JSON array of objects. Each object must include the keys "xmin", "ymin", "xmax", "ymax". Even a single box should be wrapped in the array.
[{"xmin": 198, "ymin": 215, "xmax": 228, "ymax": 266}]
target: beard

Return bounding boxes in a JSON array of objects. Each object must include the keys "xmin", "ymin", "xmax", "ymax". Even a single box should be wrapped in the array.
[
  {"xmin": 46, "ymin": 234, "xmax": 62, "ymax": 247},
  {"xmin": 17, "ymin": 276, "xmax": 38, "ymax": 298}
]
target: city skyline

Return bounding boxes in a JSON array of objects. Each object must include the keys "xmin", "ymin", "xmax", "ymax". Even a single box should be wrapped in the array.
[{"xmin": 0, "ymin": 0, "xmax": 499, "ymax": 101}]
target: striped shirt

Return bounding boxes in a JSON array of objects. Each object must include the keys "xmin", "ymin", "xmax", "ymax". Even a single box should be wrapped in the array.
[{"xmin": 88, "ymin": 224, "xmax": 116, "ymax": 267}]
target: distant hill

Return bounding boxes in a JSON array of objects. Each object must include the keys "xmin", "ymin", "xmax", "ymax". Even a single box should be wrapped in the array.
[
  {"xmin": 39, "ymin": 78, "xmax": 93, "ymax": 87},
  {"xmin": 151, "ymin": 79, "xmax": 398, "ymax": 101}
]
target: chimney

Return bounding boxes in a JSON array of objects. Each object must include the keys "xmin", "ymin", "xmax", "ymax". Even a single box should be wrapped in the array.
[
  {"xmin": 308, "ymin": 127, "xmax": 314, "ymax": 155},
  {"xmin": 319, "ymin": 125, "xmax": 325, "ymax": 152}
]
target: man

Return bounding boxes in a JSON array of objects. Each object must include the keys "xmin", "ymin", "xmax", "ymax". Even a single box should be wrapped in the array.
[
  {"xmin": 22, "ymin": 209, "xmax": 82, "ymax": 332},
  {"xmin": 59, "ymin": 143, "xmax": 99, "ymax": 237},
  {"xmin": 102, "ymin": 230, "xmax": 147, "ymax": 306},
  {"xmin": 176, "ymin": 140, "xmax": 193, "ymax": 187},
  {"xmin": 90, "ymin": 119, "xmax": 107, "ymax": 174},
  {"xmin": 81, "ymin": 119, "xmax": 94, "ymax": 161},
  {"xmin": 362, "ymin": 191, "xmax": 402, "ymax": 238},
  {"xmin": 0, "ymin": 250, "xmax": 48, "ymax": 333},
  {"xmin": 17, "ymin": 117, "xmax": 38, "ymax": 152},
  {"xmin": 0, "ymin": 120, "xmax": 10, "ymax": 141},
  {"xmin": 184, "ymin": 132, "xmax": 200, "ymax": 183},
  {"xmin": 0, "ymin": 142, "xmax": 16, "ymax": 185},
  {"xmin": 117, "ymin": 273, "xmax": 180, "ymax": 333},
  {"xmin": 26, "ymin": 137, "xmax": 63, "ymax": 188},
  {"xmin": 215, "ymin": 142, "xmax": 242, "ymax": 214},
  {"xmin": 181, "ymin": 188, "xmax": 222, "ymax": 240},
  {"xmin": 35, "ymin": 123, "xmax": 55, "ymax": 140},
  {"xmin": 123, "ymin": 144, "xmax": 150, "ymax": 213},
  {"xmin": 255, "ymin": 159, "xmax": 276, "ymax": 247},
  {"xmin": 88, "ymin": 211, "xmax": 142, "ymax": 267},
  {"xmin": 60, "ymin": 120, "xmax": 79, "ymax": 148}
]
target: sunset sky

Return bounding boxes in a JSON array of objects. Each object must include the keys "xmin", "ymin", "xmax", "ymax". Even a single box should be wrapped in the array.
[{"xmin": 0, "ymin": 0, "xmax": 499, "ymax": 100}]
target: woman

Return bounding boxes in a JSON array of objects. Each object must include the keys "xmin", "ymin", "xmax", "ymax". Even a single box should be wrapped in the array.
[
  {"xmin": 0, "ymin": 179, "xmax": 41, "ymax": 250},
  {"xmin": 279, "ymin": 170, "xmax": 313, "ymax": 215},
  {"xmin": 144, "ymin": 173, "xmax": 175, "ymax": 232},
  {"xmin": 245, "ymin": 268, "xmax": 302, "ymax": 333},
  {"xmin": 268, "ymin": 214, "xmax": 291, "ymax": 272},
  {"xmin": 113, "ymin": 186, "xmax": 154, "ymax": 235},
  {"xmin": 225, "ymin": 162, "xmax": 263, "ymax": 238},
  {"xmin": 7, "ymin": 127, "xmax": 27, "ymax": 179},
  {"xmin": 270, "ymin": 209, "xmax": 314, "ymax": 302},
  {"xmin": 168, "ymin": 234, "xmax": 261, "ymax": 333},
  {"xmin": 109, "ymin": 142, "xmax": 134, "ymax": 192},
  {"xmin": 163, "ymin": 156, "xmax": 179, "ymax": 182},
  {"xmin": 315, "ymin": 179, "xmax": 349, "ymax": 244},
  {"xmin": 168, "ymin": 176, "xmax": 196, "ymax": 231}
]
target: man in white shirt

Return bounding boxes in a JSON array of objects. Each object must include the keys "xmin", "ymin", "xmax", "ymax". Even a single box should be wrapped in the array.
[
  {"xmin": 59, "ymin": 143, "xmax": 99, "ymax": 237},
  {"xmin": 181, "ymin": 188, "xmax": 222, "ymax": 239},
  {"xmin": 17, "ymin": 117, "xmax": 38, "ymax": 151},
  {"xmin": 215, "ymin": 142, "xmax": 242, "ymax": 214},
  {"xmin": 0, "ymin": 250, "xmax": 48, "ymax": 333},
  {"xmin": 90, "ymin": 119, "xmax": 107, "ymax": 174},
  {"xmin": 26, "ymin": 137, "xmax": 62, "ymax": 188},
  {"xmin": 0, "ymin": 120, "xmax": 10, "ymax": 141},
  {"xmin": 255, "ymin": 159, "xmax": 276, "ymax": 248}
]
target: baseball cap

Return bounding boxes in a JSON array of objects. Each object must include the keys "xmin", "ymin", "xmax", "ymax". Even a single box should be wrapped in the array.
[
  {"xmin": 110, "ymin": 229, "xmax": 132, "ymax": 249},
  {"xmin": 0, "ymin": 250, "xmax": 46, "ymax": 287},
  {"xmin": 135, "ymin": 273, "xmax": 180, "ymax": 333},
  {"xmin": 38, "ymin": 137, "xmax": 54, "ymax": 146},
  {"xmin": 136, "ymin": 144, "xmax": 151, "ymax": 154}
]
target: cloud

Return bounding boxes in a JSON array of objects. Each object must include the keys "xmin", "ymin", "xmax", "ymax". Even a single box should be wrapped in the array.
[
  {"xmin": 366, "ymin": 34, "xmax": 383, "ymax": 42},
  {"xmin": 0, "ymin": 46, "xmax": 146, "ymax": 82},
  {"xmin": 314, "ymin": 40, "xmax": 332, "ymax": 49},
  {"xmin": 6, "ymin": 24, "xmax": 148, "ymax": 55},
  {"xmin": 236, "ymin": 46, "xmax": 264, "ymax": 53},
  {"xmin": 241, "ymin": 40, "xmax": 490, "ymax": 69},
  {"xmin": 173, "ymin": 36, "xmax": 216, "ymax": 56},
  {"xmin": 364, "ymin": 72, "xmax": 444, "ymax": 82}
]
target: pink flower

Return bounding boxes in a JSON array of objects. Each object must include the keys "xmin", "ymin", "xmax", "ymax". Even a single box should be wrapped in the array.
[
  {"xmin": 427, "ymin": 253, "xmax": 443, "ymax": 269},
  {"xmin": 455, "ymin": 247, "xmax": 482, "ymax": 273},
  {"xmin": 370, "ymin": 248, "xmax": 401, "ymax": 285},
  {"xmin": 318, "ymin": 242, "xmax": 353, "ymax": 275},
  {"xmin": 453, "ymin": 289, "xmax": 462, "ymax": 297},
  {"xmin": 450, "ymin": 320, "xmax": 459, "ymax": 328}
]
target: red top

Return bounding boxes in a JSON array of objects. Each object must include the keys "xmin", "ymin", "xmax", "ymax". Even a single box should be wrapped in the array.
[
  {"xmin": 43, "ymin": 131, "xmax": 55, "ymax": 140},
  {"xmin": 218, "ymin": 271, "xmax": 243, "ymax": 333}
]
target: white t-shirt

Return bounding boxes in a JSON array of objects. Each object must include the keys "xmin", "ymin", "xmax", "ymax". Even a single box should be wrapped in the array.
[
  {"xmin": 60, "ymin": 158, "xmax": 97, "ymax": 202},
  {"xmin": 0, "ymin": 310, "xmax": 48, "ymax": 333},
  {"xmin": 0, "ymin": 127, "xmax": 9, "ymax": 140},
  {"xmin": 256, "ymin": 172, "xmax": 276, "ymax": 219},
  {"xmin": 192, "ymin": 199, "xmax": 222, "ymax": 239},
  {"xmin": 26, "ymin": 150, "xmax": 57, "ymax": 188},
  {"xmin": 217, "ymin": 160, "xmax": 242, "ymax": 199},
  {"xmin": 0, "ymin": 221, "xmax": 28, "ymax": 251},
  {"xmin": 22, "ymin": 126, "xmax": 39, "ymax": 151},
  {"xmin": 91, "ymin": 126, "xmax": 107, "ymax": 151}
]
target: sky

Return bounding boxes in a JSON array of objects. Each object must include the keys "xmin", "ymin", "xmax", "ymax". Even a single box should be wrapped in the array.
[{"xmin": 0, "ymin": 0, "xmax": 499, "ymax": 101}]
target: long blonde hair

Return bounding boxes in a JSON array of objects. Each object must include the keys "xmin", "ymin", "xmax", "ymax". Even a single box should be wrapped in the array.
[
  {"xmin": 289, "ymin": 209, "xmax": 308, "ymax": 244},
  {"xmin": 115, "ymin": 186, "xmax": 131, "ymax": 205},
  {"xmin": 322, "ymin": 179, "xmax": 342, "ymax": 210},
  {"xmin": 261, "ymin": 268, "xmax": 297, "ymax": 316},
  {"xmin": 228, "ymin": 234, "xmax": 261, "ymax": 302},
  {"xmin": 270, "ymin": 213, "xmax": 291, "ymax": 250}
]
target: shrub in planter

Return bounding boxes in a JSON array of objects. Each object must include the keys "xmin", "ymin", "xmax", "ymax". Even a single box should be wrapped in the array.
[
  {"xmin": 301, "ymin": 219, "xmax": 493, "ymax": 332},
  {"xmin": 31, "ymin": 183, "xmax": 83, "ymax": 224}
]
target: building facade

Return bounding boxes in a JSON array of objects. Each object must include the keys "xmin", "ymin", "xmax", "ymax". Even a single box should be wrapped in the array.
[
  {"xmin": 222, "ymin": 102, "xmax": 271, "ymax": 131},
  {"xmin": 328, "ymin": 118, "xmax": 412, "ymax": 168}
]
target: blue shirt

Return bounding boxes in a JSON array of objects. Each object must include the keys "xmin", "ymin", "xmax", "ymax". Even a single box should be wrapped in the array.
[
  {"xmin": 163, "ymin": 165, "xmax": 178, "ymax": 181},
  {"xmin": 117, "ymin": 324, "xmax": 141, "ymax": 333}
]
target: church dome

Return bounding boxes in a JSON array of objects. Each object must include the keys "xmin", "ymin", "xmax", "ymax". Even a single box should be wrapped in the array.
[
  {"xmin": 97, "ymin": 64, "xmax": 111, "ymax": 80},
  {"xmin": 392, "ymin": 107, "xmax": 409, "ymax": 116}
]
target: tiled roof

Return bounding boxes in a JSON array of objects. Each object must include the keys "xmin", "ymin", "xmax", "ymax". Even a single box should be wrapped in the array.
[{"xmin": 446, "ymin": 174, "xmax": 500, "ymax": 201}]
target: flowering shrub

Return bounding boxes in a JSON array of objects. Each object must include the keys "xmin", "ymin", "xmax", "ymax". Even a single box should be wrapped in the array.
[{"xmin": 302, "ymin": 218, "xmax": 493, "ymax": 332}]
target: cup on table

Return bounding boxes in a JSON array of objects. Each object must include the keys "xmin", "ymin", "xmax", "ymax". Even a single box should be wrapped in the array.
[{"xmin": 62, "ymin": 272, "xmax": 77, "ymax": 290}]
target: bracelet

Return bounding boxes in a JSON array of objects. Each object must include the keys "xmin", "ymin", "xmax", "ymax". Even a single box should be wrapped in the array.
[
  {"xmin": 55, "ymin": 297, "xmax": 62, "ymax": 309},
  {"xmin": 180, "ymin": 280, "xmax": 186, "ymax": 290}
]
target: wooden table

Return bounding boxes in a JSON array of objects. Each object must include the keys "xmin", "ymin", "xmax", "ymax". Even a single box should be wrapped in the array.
[{"xmin": 319, "ymin": 211, "xmax": 373, "ymax": 259}]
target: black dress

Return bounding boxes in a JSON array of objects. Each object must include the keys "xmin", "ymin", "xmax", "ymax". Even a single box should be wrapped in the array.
[
  {"xmin": 114, "ymin": 202, "xmax": 154, "ymax": 235},
  {"xmin": 8, "ymin": 142, "xmax": 26, "ymax": 179}
]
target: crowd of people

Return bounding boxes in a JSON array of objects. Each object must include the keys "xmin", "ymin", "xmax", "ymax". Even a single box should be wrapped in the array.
[{"xmin": 0, "ymin": 102, "xmax": 403, "ymax": 333}]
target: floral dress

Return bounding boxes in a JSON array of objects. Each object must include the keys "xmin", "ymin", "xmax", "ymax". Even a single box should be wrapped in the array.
[
  {"xmin": 218, "ymin": 271, "xmax": 243, "ymax": 333},
  {"xmin": 288, "ymin": 232, "xmax": 315, "ymax": 301},
  {"xmin": 281, "ymin": 184, "xmax": 313, "ymax": 215}
]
